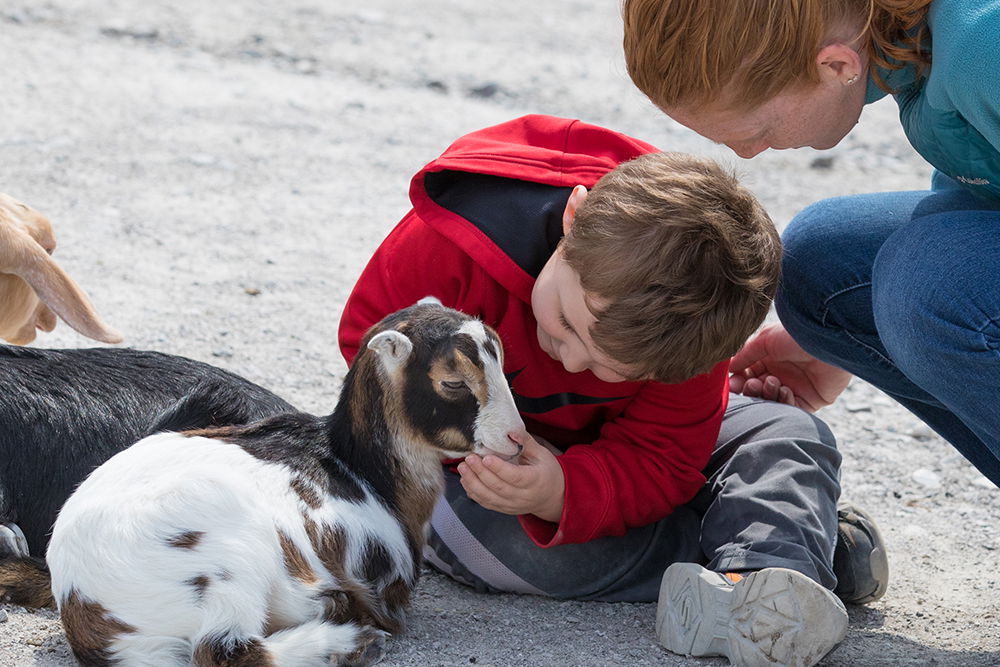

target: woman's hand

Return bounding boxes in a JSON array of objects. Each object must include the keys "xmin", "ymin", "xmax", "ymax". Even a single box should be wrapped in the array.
[{"xmin": 729, "ymin": 323, "xmax": 852, "ymax": 413}]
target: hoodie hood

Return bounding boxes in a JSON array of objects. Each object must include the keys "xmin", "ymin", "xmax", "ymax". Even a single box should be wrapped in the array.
[{"xmin": 408, "ymin": 115, "xmax": 658, "ymax": 301}]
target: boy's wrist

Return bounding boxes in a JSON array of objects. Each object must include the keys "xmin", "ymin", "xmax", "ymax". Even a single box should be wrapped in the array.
[
  {"xmin": 531, "ymin": 475, "xmax": 565, "ymax": 523},
  {"xmin": 532, "ymin": 497, "xmax": 564, "ymax": 523}
]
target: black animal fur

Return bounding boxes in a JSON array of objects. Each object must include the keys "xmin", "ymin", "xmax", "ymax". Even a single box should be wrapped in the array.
[{"xmin": 0, "ymin": 345, "xmax": 294, "ymax": 557}]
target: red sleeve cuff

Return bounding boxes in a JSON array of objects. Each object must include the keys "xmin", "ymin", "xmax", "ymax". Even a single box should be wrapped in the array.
[{"xmin": 516, "ymin": 448, "xmax": 617, "ymax": 547}]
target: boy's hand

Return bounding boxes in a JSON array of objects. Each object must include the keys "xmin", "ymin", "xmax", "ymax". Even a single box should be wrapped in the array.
[
  {"xmin": 458, "ymin": 431, "xmax": 565, "ymax": 522},
  {"xmin": 729, "ymin": 323, "xmax": 852, "ymax": 413}
]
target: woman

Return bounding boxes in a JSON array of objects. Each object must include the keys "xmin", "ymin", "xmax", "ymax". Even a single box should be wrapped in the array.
[{"xmin": 622, "ymin": 0, "xmax": 1000, "ymax": 487}]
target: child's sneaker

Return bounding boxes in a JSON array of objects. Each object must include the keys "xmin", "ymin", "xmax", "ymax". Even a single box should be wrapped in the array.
[
  {"xmin": 656, "ymin": 563, "xmax": 848, "ymax": 667},
  {"xmin": 833, "ymin": 502, "xmax": 889, "ymax": 605}
]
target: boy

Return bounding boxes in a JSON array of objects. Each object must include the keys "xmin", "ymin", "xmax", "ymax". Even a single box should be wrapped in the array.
[{"xmin": 339, "ymin": 115, "xmax": 885, "ymax": 667}]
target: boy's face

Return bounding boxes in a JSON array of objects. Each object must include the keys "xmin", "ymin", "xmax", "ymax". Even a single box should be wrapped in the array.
[{"xmin": 531, "ymin": 245, "xmax": 636, "ymax": 383}]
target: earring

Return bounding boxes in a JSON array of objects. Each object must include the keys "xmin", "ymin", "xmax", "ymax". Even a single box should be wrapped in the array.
[{"xmin": 845, "ymin": 74, "xmax": 859, "ymax": 85}]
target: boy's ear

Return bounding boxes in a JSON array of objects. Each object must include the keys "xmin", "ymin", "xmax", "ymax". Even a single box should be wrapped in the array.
[{"xmin": 562, "ymin": 185, "xmax": 588, "ymax": 235}]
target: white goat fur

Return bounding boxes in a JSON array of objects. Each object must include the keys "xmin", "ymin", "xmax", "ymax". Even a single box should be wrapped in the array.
[{"xmin": 50, "ymin": 435, "xmax": 389, "ymax": 664}]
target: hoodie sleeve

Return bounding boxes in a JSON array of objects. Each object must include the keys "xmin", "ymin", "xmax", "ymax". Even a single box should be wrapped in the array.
[
  {"xmin": 518, "ymin": 362, "xmax": 727, "ymax": 546},
  {"xmin": 339, "ymin": 211, "xmax": 490, "ymax": 364}
]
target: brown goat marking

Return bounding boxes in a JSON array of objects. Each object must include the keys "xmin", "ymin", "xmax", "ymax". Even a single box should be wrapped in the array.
[
  {"xmin": 428, "ymin": 350, "xmax": 489, "ymax": 406},
  {"xmin": 452, "ymin": 348, "xmax": 489, "ymax": 405},
  {"xmin": 290, "ymin": 476, "xmax": 323, "ymax": 509},
  {"xmin": 428, "ymin": 356, "xmax": 457, "ymax": 398},
  {"xmin": 378, "ymin": 577, "xmax": 412, "ymax": 633},
  {"xmin": 61, "ymin": 590, "xmax": 137, "ymax": 666},
  {"xmin": 383, "ymin": 577, "xmax": 412, "ymax": 610},
  {"xmin": 304, "ymin": 519, "xmax": 349, "ymax": 585},
  {"xmin": 434, "ymin": 426, "xmax": 471, "ymax": 452},
  {"xmin": 187, "ymin": 575, "xmax": 210, "ymax": 599},
  {"xmin": 180, "ymin": 425, "xmax": 242, "ymax": 440},
  {"xmin": 0, "ymin": 557, "xmax": 54, "ymax": 609},
  {"xmin": 347, "ymin": 353, "xmax": 383, "ymax": 454},
  {"xmin": 304, "ymin": 518, "xmax": 383, "ymax": 628},
  {"xmin": 192, "ymin": 636, "xmax": 275, "ymax": 667},
  {"xmin": 277, "ymin": 530, "xmax": 317, "ymax": 585},
  {"xmin": 167, "ymin": 530, "xmax": 204, "ymax": 550}
]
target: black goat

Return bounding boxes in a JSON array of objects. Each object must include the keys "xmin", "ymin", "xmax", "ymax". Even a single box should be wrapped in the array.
[{"xmin": 0, "ymin": 345, "xmax": 294, "ymax": 607}]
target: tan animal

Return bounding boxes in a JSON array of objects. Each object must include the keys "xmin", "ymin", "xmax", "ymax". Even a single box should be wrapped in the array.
[{"xmin": 0, "ymin": 193, "xmax": 121, "ymax": 344}]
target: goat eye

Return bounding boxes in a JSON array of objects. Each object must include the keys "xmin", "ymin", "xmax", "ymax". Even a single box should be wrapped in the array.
[{"xmin": 441, "ymin": 380, "xmax": 467, "ymax": 392}]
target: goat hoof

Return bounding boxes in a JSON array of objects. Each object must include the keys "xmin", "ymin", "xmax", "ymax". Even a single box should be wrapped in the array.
[
  {"xmin": 0, "ymin": 523, "xmax": 29, "ymax": 558},
  {"xmin": 341, "ymin": 627, "xmax": 387, "ymax": 667}
]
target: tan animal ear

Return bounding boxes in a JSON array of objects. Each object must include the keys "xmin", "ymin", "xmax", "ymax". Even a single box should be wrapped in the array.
[{"xmin": 0, "ymin": 222, "xmax": 122, "ymax": 344}]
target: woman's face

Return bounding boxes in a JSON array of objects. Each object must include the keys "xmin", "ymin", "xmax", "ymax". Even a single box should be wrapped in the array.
[{"xmin": 665, "ymin": 73, "xmax": 869, "ymax": 158}]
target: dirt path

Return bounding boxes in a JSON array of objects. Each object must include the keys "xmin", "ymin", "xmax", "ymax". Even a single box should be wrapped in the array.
[{"xmin": 1, "ymin": 2, "xmax": 997, "ymax": 664}]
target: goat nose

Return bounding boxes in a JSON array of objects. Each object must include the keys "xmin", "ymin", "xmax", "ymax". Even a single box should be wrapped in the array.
[{"xmin": 508, "ymin": 428, "xmax": 530, "ymax": 444}]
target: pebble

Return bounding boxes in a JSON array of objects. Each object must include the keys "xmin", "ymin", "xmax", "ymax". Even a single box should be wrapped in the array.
[
  {"xmin": 0, "ymin": 609, "xmax": 7, "ymax": 623},
  {"xmin": 188, "ymin": 153, "xmax": 218, "ymax": 167},
  {"xmin": 912, "ymin": 468, "xmax": 941, "ymax": 489},
  {"xmin": 100, "ymin": 21, "xmax": 159, "ymax": 40},
  {"xmin": 294, "ymin": 58, "xmax": 317, "ymax": 74}
]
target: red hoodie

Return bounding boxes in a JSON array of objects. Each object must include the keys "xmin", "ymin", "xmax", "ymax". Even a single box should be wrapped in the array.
[{"xmin": 339, "ymin": 115, "xmax": 728, "ymax": 547}]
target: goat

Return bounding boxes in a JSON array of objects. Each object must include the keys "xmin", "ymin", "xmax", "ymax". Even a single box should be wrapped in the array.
[
  {"xmin": 43, "ymin": 300, "xmax": 527, "ymax": 666},
  {"xmin": 0, "ymin": 192, "xmax": 121, "ymax": 345},
  {"xmin": 0, "ymin": 345, "xmax": 295, "ymax": 608}
]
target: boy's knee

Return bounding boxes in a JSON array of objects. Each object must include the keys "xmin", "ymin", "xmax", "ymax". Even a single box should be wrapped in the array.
[{"xmin": 726, "ymin": 396, "xmax": 837, "ymax": 452}]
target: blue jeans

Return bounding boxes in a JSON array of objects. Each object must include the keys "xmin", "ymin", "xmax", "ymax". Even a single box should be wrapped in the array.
[{"xmin": 777, "ymin": 173, "xmax": 1000, "ymax": 485}]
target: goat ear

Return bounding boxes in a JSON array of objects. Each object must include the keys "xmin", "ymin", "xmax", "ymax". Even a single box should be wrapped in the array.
[
  {"xmin": 367, "ymin": 330, "xmax": 414, "ymax": 368},
  {"xmin": 416, "ymin": 295, "xmax": 443, "ymax": 308},
  {"xmin": 0, "ymin": 221, "xmax": 122, "ymax": 344}
]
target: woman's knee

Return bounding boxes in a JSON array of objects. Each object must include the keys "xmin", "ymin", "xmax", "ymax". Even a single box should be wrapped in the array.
[
  {"xmin": 779, "ymin": 199, "xmax": 852, "ymax": 310},
  {"xmin": 777, "ymin": 195, "xmax": 886, "ymax": 335},
  {"xmin": 873, "ymin": 210, "xmax": 1000, "ymax": 383}
]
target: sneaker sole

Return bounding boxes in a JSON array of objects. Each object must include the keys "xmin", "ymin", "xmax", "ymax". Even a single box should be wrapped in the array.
[{"xmin": 657, "ymin": 564, "xmax": 849, "ymax": 667}]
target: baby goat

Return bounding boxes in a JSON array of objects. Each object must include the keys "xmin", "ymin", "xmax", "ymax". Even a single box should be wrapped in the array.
[
  {"xmin": 0, "ymin": 193, "xmax": 121, "ymax": 344},
  {"xmin": 46, "ymin": 300, "xmax": 527, "ymax": 666},
  {"xmin": 0, "ymin": 345, "xmax": 295, "ymax": 608}
]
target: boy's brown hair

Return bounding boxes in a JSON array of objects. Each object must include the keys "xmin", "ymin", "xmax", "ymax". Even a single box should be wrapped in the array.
[
  {"xmin": 622, "ymin": 0, "xmax": 932, "ymax": 113},
  {"xmin": 562, "ymin": 151, "xmax": 779, "ymax": 384}
]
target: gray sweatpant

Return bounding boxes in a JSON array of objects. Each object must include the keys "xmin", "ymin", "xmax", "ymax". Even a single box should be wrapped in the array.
[{"xmin": 423, "ymin": 394, "xmax": 842, "ymax": 602}]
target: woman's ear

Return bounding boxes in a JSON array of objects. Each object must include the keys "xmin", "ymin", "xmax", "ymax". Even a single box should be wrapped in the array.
[
  {"xmin": 562, "ymin": 185, "xmax": 589, "ymax": 235},
  {"xmin": 815, "ymin": 43, "xmax": 864, "ymax": 85}
]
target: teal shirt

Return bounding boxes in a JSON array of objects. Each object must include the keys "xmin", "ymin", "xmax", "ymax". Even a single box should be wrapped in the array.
[{"xmin": 865, "ymin": 0, "xmax": 1000, "ymax": 200}]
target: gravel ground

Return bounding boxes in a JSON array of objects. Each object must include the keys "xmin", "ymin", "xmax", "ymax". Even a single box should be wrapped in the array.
[{"xmin": 1, "ymin": 1, "xmax": 998, "ymax": 665}]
